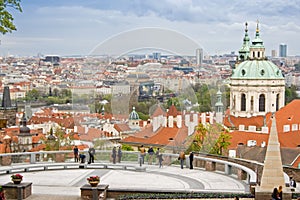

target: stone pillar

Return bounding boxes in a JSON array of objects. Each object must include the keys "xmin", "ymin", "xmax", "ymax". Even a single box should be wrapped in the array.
[{"xmin": 255, "ymin": 116, "xmax": 292, "ymax": 200}]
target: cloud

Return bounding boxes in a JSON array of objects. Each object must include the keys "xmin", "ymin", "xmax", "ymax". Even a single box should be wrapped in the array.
[{"xmin": 2, "ymin": 0, "xmax": 300, "ymax": 56}]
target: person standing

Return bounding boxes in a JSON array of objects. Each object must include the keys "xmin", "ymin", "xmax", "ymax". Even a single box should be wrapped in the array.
[
  {"xmin": 140, "ymin": 145, "xmax": 146, "ymax": 164},
  {"xmin": 111, "ymin": 146, "xmax": 117, "ymax": 164},
  {"xmin": 73, "ymin": 146, "xmax": 79, "ymax": 162},
  {"xmin": 278, "ymin": 185, "xmax": 283, "ymax": 200},
  {"xmin": 158, "ymin": 152, "xmax": 163, "ymax": 168},
  {"xmin": 148, "ymin": 146, "xmax": 154, "ymax": 165},
  {"xmin": 189, "ymin": 152, "xmax": 194, "ymax": 169},
  {"xmin": 179, "ymin": 151, "xmax": 186, "ymax": 169},
  {"xmin": 271, "ymin": 187, "xmax": 280, "ymax": 200},
  {"xmin": 88, "ymin": 146, "xmax": 96, "ymax": 164},
  {"xmin": 117, "ymin": 146, "xmax": 122, "ymax": 163}
]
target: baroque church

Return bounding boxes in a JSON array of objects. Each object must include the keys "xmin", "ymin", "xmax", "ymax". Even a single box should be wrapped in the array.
[
  {"xmin": 230, "ymin": 22, "xmax": 285, "ymax": 118},
  {"xmin": 225, "ymin": 22, "xmax": 300, "ymax": 169}
]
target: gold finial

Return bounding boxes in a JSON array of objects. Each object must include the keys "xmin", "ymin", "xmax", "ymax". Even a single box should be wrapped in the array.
[{"xmin": 256, "ymin": 19, "xmax": 259, "ymax": 32}]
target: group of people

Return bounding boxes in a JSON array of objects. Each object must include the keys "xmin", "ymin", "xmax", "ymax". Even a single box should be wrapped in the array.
[
  {"xmin": 139, "ymin": 145, "xmax": 164, "ymax": 167},
  {"xmin": 111, "ymin": 146, "xmax": 123, "ymax": 164},
  {"xmin": 178, "ymin": 151, "xmax": 194, "ymax": 169},
  {"xmin": 271, "ymin": 185, "xmax": 283, "ymax": 200},
  {"xmin": 73, "ymin": 145, "xmax": 96, "ymax": 164}
]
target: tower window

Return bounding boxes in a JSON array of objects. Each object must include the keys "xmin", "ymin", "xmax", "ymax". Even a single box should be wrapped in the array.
[
  {"xmin": 241, "ymin": 93, "xmax": 246, "ymax": 111},
  {"xmin": 260, "ymin": 69, "xmax": 265, "ymax": 76},
  {"xmin": 241, "ymin": 69, "xmax": 246, "ymax": 76},
  {"xmin": 259, "ymin": 94, "xmax": 265, "ymax": 112}
]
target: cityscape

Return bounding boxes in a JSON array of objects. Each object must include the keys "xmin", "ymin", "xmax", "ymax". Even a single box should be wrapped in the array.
[{"xmin": 0, "ymin": 1, "xmax": 300, "ymax": 200}]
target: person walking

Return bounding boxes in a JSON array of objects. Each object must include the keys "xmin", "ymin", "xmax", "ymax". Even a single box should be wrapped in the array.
[
  {"xmin": 117, "ymin": 146, "xmax": 122, "ymax": 163},
  {"xmin": 179, "ymin": 151, "xmax": 186, "ymax": 169},
  {"xmin": 158, "ymin": 152, "xmax": 163, "ymax": 168},
  {"xmin": 73, "ymin": 145, "xmax": 79, "ymax": 162},
  {"xmin": 111, "ymin": 146, "xmax": 117, "ymax": 164},
  {"xmin": 140, "ymin": 145, "xmax": 146, "ymax": 164},
  {"xmin": 189, "ymin": 151, "xmax": 194, "ymax": 169},
  {"xmin": 148, "ymin": 146, "xmax": 154, "ymax": 165},
  {"xmin": 88, "ymin": 146, "xmax": 96, "ymax": 164}
]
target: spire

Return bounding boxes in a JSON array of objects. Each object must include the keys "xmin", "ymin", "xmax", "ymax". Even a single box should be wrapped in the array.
[
  {"xmin": 2, "ymin": 86, "xmax": 12, "ymax": 108},
  {"xmin": 238, "ymin": 22, "xmax": 251, "ymax": 62},
  {"xmin": 250, "ymin": 19, "xmax": 265, "ymax": 60}
]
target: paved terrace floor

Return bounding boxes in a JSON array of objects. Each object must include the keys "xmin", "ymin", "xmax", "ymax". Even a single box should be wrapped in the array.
[{"xmin": 0, "ymin": 162, "xmax": 297, "ymax": 199}]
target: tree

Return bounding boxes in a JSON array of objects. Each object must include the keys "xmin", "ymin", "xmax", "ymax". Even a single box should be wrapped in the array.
[
  {"xmin": 25, "ymin": 89, "xmax": 40, "ymax": 101},
  {"xmin": 0, "ymin": 0, "xmax": 22, "ymax": 34},
  {"xmin": 285, "ymin": 85, "xmax": 298, "ymax": 104},
  {"xmin": 186, "ymin": 123, "xmax": 231, "ymax": 156}
]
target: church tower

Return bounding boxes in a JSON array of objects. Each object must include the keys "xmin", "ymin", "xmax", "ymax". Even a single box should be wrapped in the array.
[
  {"xmin": 128, "ymin": 107, "xmax": 140, "ymax": 130},
  {"xmin": 18, "ymin": 114, "xmax": 32, "ymax": 151},
  {"xmin": 0, "ymin": 86, "xmax": 17, "ymax": 126},
  {"xmin": 230, "ymin": 21, "xmax": 285, "ymax": 117}
]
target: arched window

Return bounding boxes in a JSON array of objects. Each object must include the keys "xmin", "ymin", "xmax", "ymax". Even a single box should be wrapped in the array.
[
  {"xmin": 276, "ymin": 94, "xmax": 279, "ymax": 111},
  {"xmin": 241, "ymin": 93, "xmax": 246, "ymax": 111},
  {"xmin": 259, "ymin": 94, "xmax": 265, "ymax": 112}
]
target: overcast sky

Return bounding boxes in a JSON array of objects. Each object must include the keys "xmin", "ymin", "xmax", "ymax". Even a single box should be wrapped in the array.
[{"xmin": 1, "ymin": 0, "xmax": 299, "ymax": 57}]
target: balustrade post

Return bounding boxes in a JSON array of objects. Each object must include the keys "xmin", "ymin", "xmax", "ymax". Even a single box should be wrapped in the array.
[
  {"xmin": 30, "ymin": 153, "xmax": 36, "ymax": 164},
  {"xmin": 225, "ymin": 164, "xmax": 232, "ymax": 175}
]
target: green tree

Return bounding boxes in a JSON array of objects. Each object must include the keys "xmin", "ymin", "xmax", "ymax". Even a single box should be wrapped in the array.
[
  {"xmin": 285, "ymin": 85, "xmax": 298, "ymax": 104},
  {"xmin": 0, "ymin": 0, "xmax": 22, "ymax": 34},
  {"xmin": 25, "ymin": 89, "xmax": 40, "ymax": 101},
  {"xmin": 186, "ymin": 123, "xmax": 231, "ymax": 156}
]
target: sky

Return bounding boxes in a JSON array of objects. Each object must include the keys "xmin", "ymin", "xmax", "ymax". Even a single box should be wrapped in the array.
[{"xmin": 1, "ymin": 0, "xmax": 300, "ymax": 57}]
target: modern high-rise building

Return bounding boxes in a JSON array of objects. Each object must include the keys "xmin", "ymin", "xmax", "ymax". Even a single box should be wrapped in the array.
[
  {"xmin": 279, "ymin": 43, "xmax": 287, "ymax": 57},
  {"xmin": 271, "ymin": 49, "xmax": 277, "ymax": 57},
  {"xmin": 196, "ymin": 48, "xmax": 203, "ymax": 66}
]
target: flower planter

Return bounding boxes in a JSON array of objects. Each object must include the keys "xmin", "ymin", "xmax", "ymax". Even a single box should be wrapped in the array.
[
  {"xmin": 88, "ymin": 181, "xmax": 99, "ymax": 187},
  {"xmin": 12, "ymin": 179, "xmax": 22, "ymax": 184}
]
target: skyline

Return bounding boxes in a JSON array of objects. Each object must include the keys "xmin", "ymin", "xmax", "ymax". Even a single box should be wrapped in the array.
[{"xmin": 0, "ymin": 0, "xmax": 300, "ymax": 57}]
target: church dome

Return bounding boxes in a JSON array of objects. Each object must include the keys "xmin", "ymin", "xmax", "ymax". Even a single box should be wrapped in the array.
[
  {"xmin": 20, "ymin": 126, "xmax": 30, "ymax": 135},
  {"xmin": 129, "ymin": 107, "xmax": 139, "ymax": 120},
  {"xmin": 231, "ymin": 60, "xmax": 284, "ymax": 80}
]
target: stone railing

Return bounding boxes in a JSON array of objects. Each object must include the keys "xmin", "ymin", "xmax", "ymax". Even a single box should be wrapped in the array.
[{"xmin": 0, "ymin": 150, "xmax": 258, "ymax": 187}]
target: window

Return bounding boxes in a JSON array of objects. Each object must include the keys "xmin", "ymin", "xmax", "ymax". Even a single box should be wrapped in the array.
[
  {"xmin": 283, "ymin": 125, "xmax": 290, "ymax": 132},
  {"xmin": 259, "ymin": 94, "xmax": 265, "ymax": 112},
  {"xmin": 276, "ymin": 94, "xmax": 279, "ymax": 111},
  {"xmin": 292, "ymin": 124, "xmax": 298, "ymax": 131},
  {"xmin": 241, "ymin": 93, "xmax": 246, "ymax": 111}
]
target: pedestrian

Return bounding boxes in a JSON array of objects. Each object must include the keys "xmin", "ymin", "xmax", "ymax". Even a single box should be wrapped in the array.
[
  {"xmin": 290, "ymin": 177, "xmax": 297, "ymax": 188},
  {"xmin": 178, "ymin": 151, "xmax": 186, "ymax": 169},
  {"xmin": 140, "ymin": 145, "xmax": 146, "ymax": 164},
  {"xmin": 189, "ymin": 151, "xmax": 194, "ymax": 169},
  {"xmin": 117, "ymin": 146, "xmax": 122, "ymax": 163},
  {"xmin": 79, "ymin": 153, "xmax": 86, "ymax": 163},
  {"xmin": 148, "ymin": 146, "xmax": 154, "ymax": 165},
  {"xmin": 271, "ymin": 187, "xmax": 280, "ymax": 200},
  {"xmin": 88, "ymin": 146, "xmax": 96, "ymax": 164},
  {"xmin": 111, "ymin": 146, "xmax": 117, "ymax": 164},
  {"xmin": 234, "ymin": 196, "xmax": 239, "ymax": 200},
  {"xmin": 158, "ymin": 153, "xmax": 163, "ymax": 168},
  {"xmin": 156, "ymin": 148, "xmax": 160, "ymax": 164},
  {"xmin": 73, "ymin": 145, "xmax": 79, "ymax": 162},
  {"xmin": 278, "ymin": 185, "xmax": 282, "ymax": 200}
]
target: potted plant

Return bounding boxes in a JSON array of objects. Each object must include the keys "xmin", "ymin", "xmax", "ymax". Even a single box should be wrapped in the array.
[
  {"xmin": 87, "ymin": 175, "xmax": 100, "ymax": 187},
  {"xmin": 11, "ymin": 174, "xmax": 23, "ymax": 184}
]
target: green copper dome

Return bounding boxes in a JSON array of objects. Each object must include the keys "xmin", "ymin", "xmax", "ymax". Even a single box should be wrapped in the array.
[{"xmin": 232, "ymin": 60, "xmax": 284, "ymax": 79}]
